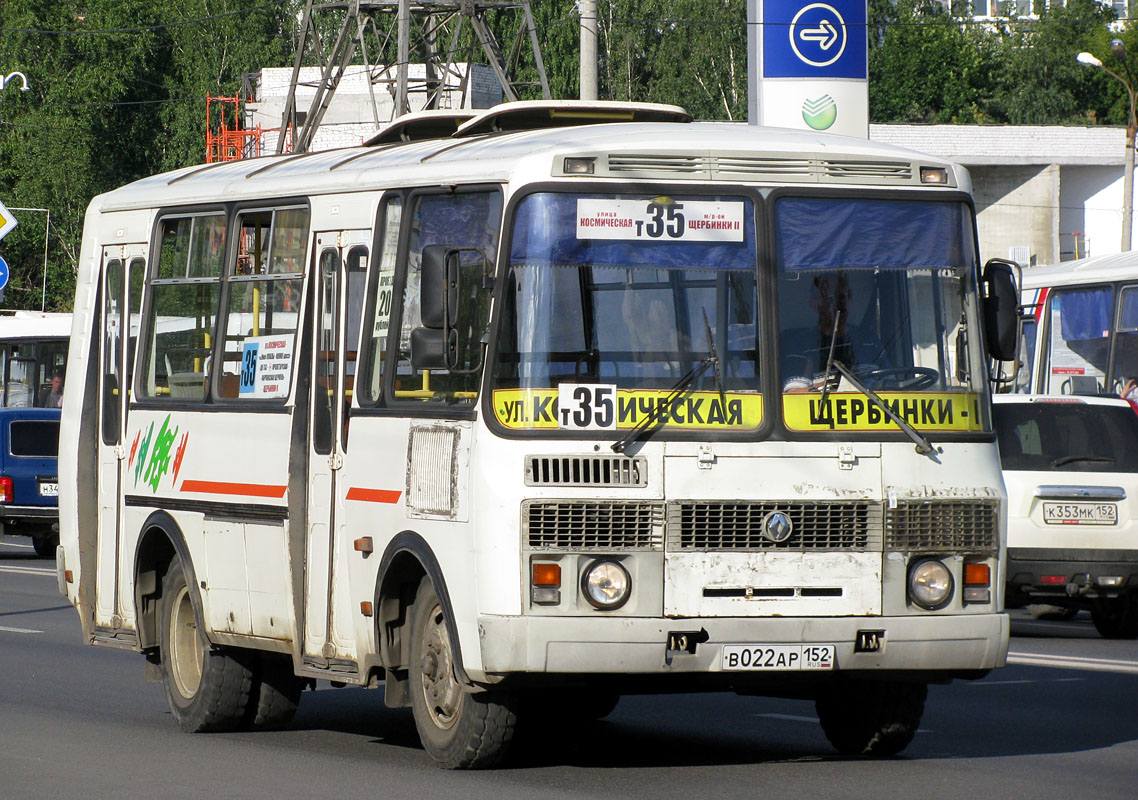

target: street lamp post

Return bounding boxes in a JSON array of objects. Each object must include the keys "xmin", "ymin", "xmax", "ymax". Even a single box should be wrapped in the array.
[{"xmin": 1079, "ymin": 43, "xmax": 1137, "ymax": 252}]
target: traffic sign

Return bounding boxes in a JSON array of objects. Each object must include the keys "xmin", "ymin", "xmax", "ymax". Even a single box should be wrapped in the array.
[
  {"xmin": 762, "ymin": 0, "xmax": 867, "ymax": 79},
  {"xmin": 0, "ymin": 255, "xmax": 9, "ymax": 292},
  {"xmin": 0, "ymin": 198, "xmax": 17, "ymax": 241}
]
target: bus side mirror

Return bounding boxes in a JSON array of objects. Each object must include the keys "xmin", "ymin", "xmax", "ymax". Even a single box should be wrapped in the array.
[
  {"xmin": 411, "ymin": 245, "xmax": 459, "ymax": 370},
  {"xmin": 983, "ymin": 258, "xmax": 1019, "ymax": 362}
]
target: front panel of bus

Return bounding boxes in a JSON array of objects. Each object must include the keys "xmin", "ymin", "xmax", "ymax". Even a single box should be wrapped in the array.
[{"xmin": 466, "ymin": 183, "xmax": 1005, "ymax": 679}]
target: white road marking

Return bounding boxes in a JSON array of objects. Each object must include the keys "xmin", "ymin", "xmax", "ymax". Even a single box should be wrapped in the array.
[
  {"xmin": 0, "ymin": 624, "xmax": 44, "ymax": 634},
  {"xmin": 0, "ymin": 564, "xmax": 55, "ymax": 576},
  {"xmin": 1008, "ymin": 651, "xmax": 1138, "ymax": 675},
  {"xmin": 0, "ymin": 542, "xmax": 34, "ymax": 549}
]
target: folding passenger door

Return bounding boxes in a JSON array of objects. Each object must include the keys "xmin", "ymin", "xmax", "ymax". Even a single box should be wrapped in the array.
[
  {"xmin": 303, "ymin": 230, "xmax": 369, "ymax": 666},
  {"xmin": 94, "ymin": 245, "xmax": 145, "ymax": 633}
]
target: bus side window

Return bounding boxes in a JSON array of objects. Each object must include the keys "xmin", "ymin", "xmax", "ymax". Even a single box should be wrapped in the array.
[
  {"xmin": 359, "ymin": 196, "xmax": 402, "ymax": 406},
  {"xmin": 217, "ymin": 207, "xmax": 307, "ymax": 401},
  {"xmin": 391, "ymin": 190, "xmax": 501, "ymax": 405},
  {"xmin": 140, "ymin": 214, "xmax": 227, "ymax": 400}
]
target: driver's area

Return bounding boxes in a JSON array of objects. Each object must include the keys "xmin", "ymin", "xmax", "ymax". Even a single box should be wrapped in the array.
[{"xmin": 773, "ymin": 195, "xmax": 985, "ymax": 433}]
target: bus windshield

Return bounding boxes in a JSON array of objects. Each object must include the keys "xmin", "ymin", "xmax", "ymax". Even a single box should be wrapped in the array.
[
  {"xmin": 492, "ymin": 191, "xmax": 760, "ymax": 432},
  {"xmin": 775, "ymin": 196, "xmax": 986, "ymax": 432}
]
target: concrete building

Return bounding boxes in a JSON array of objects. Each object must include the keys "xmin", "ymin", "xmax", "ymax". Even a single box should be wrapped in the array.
[
  {"xmin": 246, "ymin": 64, "xmax": 504, "ymax": 153},
  {"xmin": 870, "ymin": 124, "xmax": 1132, "ymax": 265}
]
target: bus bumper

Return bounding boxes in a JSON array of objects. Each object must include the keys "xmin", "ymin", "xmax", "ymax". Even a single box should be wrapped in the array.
[{"xmin": 474, "ymin": 613, "xmax": 1009, "ymax": 678}]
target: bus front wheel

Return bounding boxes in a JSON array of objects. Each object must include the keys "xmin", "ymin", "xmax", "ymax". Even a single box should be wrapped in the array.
[
  {"xmin": 815, "ymin": 679, "xmax": 926, "ymax": 757},
  {"xmin": 408, "ymin": 579, "xmax": 516, "ymax": 768},
  {"xmin": 159, "ymin": 555, "xmax": 252, "ymax": 733}
]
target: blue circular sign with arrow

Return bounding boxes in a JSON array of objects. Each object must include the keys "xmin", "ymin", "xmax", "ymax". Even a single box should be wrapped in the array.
[
  {"xmin": 790, "ymin": 4, "xmax": 847, "ymax": 67},
  {"xmin": 0, "ymin": 255, "xmax": 9, "ymax": 292}
]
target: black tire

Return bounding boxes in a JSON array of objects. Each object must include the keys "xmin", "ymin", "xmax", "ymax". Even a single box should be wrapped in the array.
[
  {"xmin": 32, "ymin": 530, "xmax": 58, "ymax": 558},
  {"xmin": 408, "ymin": 580, "xmax": 517, "ymax": 769},
  {"xmin": 159, "ymin": 556, "xmax": 253, "ymax": 733},
  {"xmin": 1090, "ymin": 597, "xmax": 1138, "ymax": 639},
  {"xmin": 815, "ymin": 680, "xmax": 926, "ymax": 757},
  {"xmin": 244, "ymin": 653, "xmax": 305, "ymax": 730}
]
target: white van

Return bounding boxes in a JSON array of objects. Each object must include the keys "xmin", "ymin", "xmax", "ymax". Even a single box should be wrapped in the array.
[{"xmin": 994, "ymin": 394, "xmax": 1138, "ymax": 638}]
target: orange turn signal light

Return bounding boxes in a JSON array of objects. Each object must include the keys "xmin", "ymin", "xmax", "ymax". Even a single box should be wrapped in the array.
[
  {"xmin": 532, "ymin": 563, "xmax": 562, "ymax": 587},
  {"xmin": 963, "ymin": 563, "xmax": 990, "ymax": 586}
]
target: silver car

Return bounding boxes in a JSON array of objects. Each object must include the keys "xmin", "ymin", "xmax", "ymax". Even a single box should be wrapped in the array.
[{"xmin": 994, "ymin": 394, "xmax": 1138, "ymax": 638}]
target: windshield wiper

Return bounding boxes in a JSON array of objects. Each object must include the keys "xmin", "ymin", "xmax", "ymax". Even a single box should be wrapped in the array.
[
  {"xmin": 827, "ymin": 359, "xmax": 937, "ymax": 456},
  {"xmin": 1051, "ymin": 455, "xmax": 1114, "ymax": 468},
  {"xmin": 701, "ymin": 307, "xmax": 726, "ymax": 408},
  {"xmin": 819, "ymin": 309, "xmax": 843, "ymax": 408},
  {"xmin": 611, "ymin": 356, "xmax": 715, "ymax": 454}
]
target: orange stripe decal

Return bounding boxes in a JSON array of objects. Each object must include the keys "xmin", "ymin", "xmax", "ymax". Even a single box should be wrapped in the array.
[
  {"xmin": 346, "ymin": 487, "xmax": 402, "ymax": 504},
  {"xmin": 180, "ymin": 479, "xmax": 287, "ymax": 499}
]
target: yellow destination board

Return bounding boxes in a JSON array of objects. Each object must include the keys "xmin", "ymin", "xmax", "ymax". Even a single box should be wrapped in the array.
[
  {"xmin": 783, "ymin": 391, "xmax": 985, "ymax": 432},
  {"xmin": 493, "ymin": 388, "xmax": 763, "ymax": 431}
]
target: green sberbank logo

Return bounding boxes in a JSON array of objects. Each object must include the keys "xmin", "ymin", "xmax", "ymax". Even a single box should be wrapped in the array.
[{"xmin": 802, "ymin": 95, "xmax": 837, "ymax": 130}]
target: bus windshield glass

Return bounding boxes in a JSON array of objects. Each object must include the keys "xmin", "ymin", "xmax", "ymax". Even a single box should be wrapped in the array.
[
  {"xmin": 775, "ymin": 196, "xmax": 987, "ymax": 433},
  {"xmin": 492, "ymin": 192, "xmax": 760, "ymax": 434}
]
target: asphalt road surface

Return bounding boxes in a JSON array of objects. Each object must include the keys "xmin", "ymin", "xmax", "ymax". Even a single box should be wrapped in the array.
[{"xmin": 2, "ymin": 534, "xmax": 1135, "ymax": 800}]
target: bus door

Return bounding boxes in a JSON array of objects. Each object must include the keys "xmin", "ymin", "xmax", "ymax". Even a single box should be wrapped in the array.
[
  {"xmin": 95, "ymin": 245, "xmax": 146, "ymax": 631},
  {"xmin": 304, "ymin": 230, "xmax": 369, "ymax": 664}
]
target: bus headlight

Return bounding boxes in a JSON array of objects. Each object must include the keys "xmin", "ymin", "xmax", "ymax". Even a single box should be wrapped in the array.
[
  {"xmin": 908, "ymin": 559, "xmax": 953, "ymax": 610},
  {"xmin": 582, "ymin": 559, "xmax": 631, "ymax": 610}
]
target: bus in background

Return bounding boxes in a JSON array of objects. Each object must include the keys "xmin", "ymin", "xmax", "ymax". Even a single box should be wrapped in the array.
[
  {"xmin": 57, "ymin": 100, "xmax": 1018, "ymax": 769},
  {"xmin": 0, "ymin": 311, "xmax": 71, "ymax": 556},
  {"xmin": 1012, "ymin": 251, "xmax": 1138, "ymax": 398}
]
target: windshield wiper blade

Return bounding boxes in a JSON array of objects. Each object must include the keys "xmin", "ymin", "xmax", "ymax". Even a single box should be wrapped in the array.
[
  {"xmin": 828, "ymin": 359, "xmax": 937, "ymax": 456},
  {"xmin": 819, "ymin": 309, "xmax": 842, "ymax": 408},
  {"xmin": 1051, "ymin": 455, "xmax": 1114, "ymax": 468},
  {"xmin": 701, "ymin": 307, "xmax": 726, "ymax": 408},
  {"xmin": 611, "ymin": 357, "xmax": 714, "ymax": 454}
]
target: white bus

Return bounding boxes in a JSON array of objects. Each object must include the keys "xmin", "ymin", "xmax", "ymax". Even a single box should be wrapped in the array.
[
  {"xmin": 1013, "ymin": 251, "xmax": 1138, "ymax": 397},
  {"xmin": 58, "ymin": 100, "xmax": 1018, "ymax": 768},
  {"xmin": 0, "ymin": 311, "xmax": 71, "ymax": 408}
]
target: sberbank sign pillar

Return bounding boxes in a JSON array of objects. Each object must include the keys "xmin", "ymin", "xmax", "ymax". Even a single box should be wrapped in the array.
[{"xmin": 746, "ymin": 0, "xmax": 868, "ymax": 138}]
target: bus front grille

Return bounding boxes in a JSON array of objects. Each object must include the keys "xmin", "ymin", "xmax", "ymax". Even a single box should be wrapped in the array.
[
  {"xmin": 525, "ymin": 455, "xmax": 647, "ymax": 487},
  {"xmin": 524, "ymin": 500, "xmax": 665, "ymax": 550},
  {"xmin": 667, "ymin": 501, "xmax": 880, "ymax": 551},
  {"xmin": 885, "ymin": 500, "xmax": 999, "ymax": 553}
]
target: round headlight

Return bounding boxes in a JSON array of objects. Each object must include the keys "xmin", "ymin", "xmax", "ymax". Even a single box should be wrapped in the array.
[
  {"xmin": 582, "ymin": 560, "xmax": 631, "ymax": 610},
  {"xmin": 908, "ymin": 559, "xmax": 953, "ymax": 609}
]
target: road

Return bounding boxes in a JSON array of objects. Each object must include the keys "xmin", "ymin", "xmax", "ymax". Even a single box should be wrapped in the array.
[{"xmin": 2, "ymin": 533, "xmax": 1135, "ymax": 800}]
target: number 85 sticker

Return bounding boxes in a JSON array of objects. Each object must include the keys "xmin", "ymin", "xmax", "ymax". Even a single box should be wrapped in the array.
[{"xmin": 558, "ymin": 383, "xmax": 617, "ymax": 430}]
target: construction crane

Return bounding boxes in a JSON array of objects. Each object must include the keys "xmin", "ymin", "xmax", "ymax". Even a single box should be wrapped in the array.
[{"xmin": 277, "ymin": 0, "xmax": 550, "ymax": 154}]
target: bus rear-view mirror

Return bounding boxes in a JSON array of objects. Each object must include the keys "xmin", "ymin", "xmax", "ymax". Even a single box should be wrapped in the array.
[
  {"xmin": 982, "ymin": 258, "xmax": 1018, "ymax": 362},
  {"xmin": 411, "ymin": 245, "xmax": 461, "ymax": 370}
]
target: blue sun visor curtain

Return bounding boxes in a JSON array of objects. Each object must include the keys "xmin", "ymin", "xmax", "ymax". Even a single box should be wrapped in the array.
[
  {"xmin": 774, "ymin": 197, "xmax": 973, "ymax": 272},
  {"xmin": 1056, "ymin": 287, "xmax": 1113, "ymax": 342},
  {"xmin": 509, "ymin": 193, "xmax": 756, "ymax": 270}
]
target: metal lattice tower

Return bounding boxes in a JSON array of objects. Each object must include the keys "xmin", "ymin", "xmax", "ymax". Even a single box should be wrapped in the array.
[{"xmin": 277, "ymin": 0, "xmax": 551, "ymax": 154}]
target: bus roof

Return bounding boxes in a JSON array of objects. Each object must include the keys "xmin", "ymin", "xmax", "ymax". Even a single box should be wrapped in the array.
[
  {"xmin": 0, "ymin": 311, "xmax": 72, "ymax": 340},
  {"xmin": 1020, "ymin": 251, "xmax": 1138, "ymax": 290},
  {"xmin": 93, "ymin": 119, "xmax": 963, "ymax": 213}
]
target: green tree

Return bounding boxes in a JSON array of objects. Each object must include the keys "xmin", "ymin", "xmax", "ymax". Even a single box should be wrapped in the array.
[{"xmin": 868, "ymin": 0, "xmax": 997, "ymax": 123}]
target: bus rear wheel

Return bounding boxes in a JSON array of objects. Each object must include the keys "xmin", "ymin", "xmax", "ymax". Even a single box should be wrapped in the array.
[
  {"xmin": 408, "ymin": 580, "xmax": 516, "ymax": 769},
  {"xmin": 244, "ymin": 653, "xmax": 305, "ymax": 730},
  {"xmin": 159, "ymin": 555, "xmax": 252, "ymax": 732},
  {"xmin": 815, "ymin": 679, "xmax": 926, "ymax": 757}
]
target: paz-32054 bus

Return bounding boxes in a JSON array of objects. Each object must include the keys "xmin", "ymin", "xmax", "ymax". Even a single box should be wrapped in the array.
[{"xmin": 58, "ymin": 100, "xmax": 1019, "ymax": 768}]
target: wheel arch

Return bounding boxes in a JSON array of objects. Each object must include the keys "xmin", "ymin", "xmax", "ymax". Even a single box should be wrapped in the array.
[
  {"xmin": 133, "ymin": 510, "xmax": 203, "ymax": 653},
  {"xmin": 373, "ymin": 530, "xmax": 471, "ymax": 691}
]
